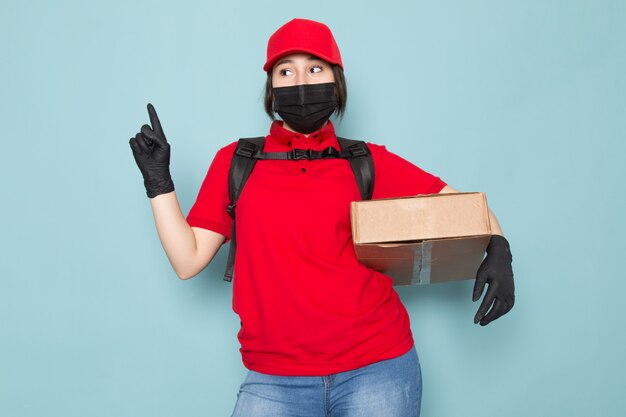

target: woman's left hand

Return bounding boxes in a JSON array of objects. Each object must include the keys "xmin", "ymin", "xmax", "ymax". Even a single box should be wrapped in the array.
[{"xmin": 472, "ymin": 235, "xmax": 515, "ymax": 326}]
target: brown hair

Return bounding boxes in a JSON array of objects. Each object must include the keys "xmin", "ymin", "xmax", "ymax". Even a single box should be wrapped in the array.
[{"xmin": 263, "ymin": 64, "xmax": 347, "ymax": 121}]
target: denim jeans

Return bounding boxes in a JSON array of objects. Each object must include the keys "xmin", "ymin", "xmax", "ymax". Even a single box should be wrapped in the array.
[{"xmin": 230, "ymin": 345, "xmax": 422, "ymax": 417}]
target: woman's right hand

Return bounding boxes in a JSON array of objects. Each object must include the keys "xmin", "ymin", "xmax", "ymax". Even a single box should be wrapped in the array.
[{"xmin": 129, "ymin": 103, "xmax": 175, "ymax": 198}]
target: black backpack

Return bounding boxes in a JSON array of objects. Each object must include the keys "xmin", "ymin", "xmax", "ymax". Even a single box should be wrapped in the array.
[{"xmin": 223, "ymin": 136, "xmax": 375, "ymax": 282}]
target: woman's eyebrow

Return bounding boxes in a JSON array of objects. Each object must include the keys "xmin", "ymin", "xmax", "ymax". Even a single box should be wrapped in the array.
[
  {"xmin": 307, "ymin": 57, "xmax": 326, "ymax": 64},
  {"xmin": 275, "ymin": 59, "xmax": 293, "ymax": 66},
  {"xmin": 275, "ymin": 56, "xmax": 323, "ymax": 67}
]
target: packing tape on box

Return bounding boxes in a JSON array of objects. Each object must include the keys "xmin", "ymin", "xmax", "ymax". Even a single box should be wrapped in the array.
[{"xmin": 411, "ymin": 242, "xmax": 432, "ymax": 285}]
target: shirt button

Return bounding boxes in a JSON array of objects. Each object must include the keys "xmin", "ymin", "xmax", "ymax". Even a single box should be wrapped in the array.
[
  {"xmin": 301, "ymin": 168, "xmax": 306, "ymax": 172},
  {"xmin": 288, "ymin": 141, "xmax": 291, "ymax": 146}
]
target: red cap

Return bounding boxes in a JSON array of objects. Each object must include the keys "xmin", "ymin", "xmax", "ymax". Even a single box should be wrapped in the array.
[{"xmin": 263, "ymin": 18, "xmax": 343, "ymax": 72}]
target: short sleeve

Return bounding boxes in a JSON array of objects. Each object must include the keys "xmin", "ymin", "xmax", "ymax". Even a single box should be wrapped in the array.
[
  {"xmin": 186, "ymin": 141, "xmax": 238, "ymax": 243},
  {"xmin": 367, "ymin": 143, "xmax": 446, "ymax": 200}
]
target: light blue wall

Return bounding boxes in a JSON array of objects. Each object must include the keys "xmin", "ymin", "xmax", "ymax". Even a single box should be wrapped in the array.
[{"xmin": 1, "ymin": 1, "xmax": 624, "ymax": 416}]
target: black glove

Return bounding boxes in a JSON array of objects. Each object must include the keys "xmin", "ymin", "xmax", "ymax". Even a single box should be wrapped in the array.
[
  {"xmin": 129, "ymin": 103, "xmax": 175, "ymax": 198},
  {"xmin": 472, "ymin": 234, "xmax": 515, "ymax": 326}
]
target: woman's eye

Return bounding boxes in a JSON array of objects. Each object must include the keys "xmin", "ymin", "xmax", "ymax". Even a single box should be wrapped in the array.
[
  {"xmin": 280, "ymin": 69, "xmax": 293, "ymax": 76},
  {"xmin": 311, "ymin": 66, "xmax": 323, "ymax": 73}
]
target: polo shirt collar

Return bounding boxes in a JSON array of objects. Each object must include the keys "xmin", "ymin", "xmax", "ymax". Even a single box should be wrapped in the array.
[{"xmin": 269, "ymin": 120, "xmax": 337, "ymax": 147}]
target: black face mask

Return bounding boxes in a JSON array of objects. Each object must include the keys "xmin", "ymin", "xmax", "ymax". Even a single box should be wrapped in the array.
[{"xmin": 272, "ymin": 82, "xmax": 338, "ymax": 134}]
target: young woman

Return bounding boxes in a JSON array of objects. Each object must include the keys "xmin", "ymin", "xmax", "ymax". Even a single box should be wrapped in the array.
[{"xmin": 129, "ymin": 18, "xmax": 515, "ymax": 417}]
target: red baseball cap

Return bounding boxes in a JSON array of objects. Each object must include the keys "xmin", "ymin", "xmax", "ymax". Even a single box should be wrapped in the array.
[{"xmin": 263, "ymin": 18, "xmax": 343, "ymax": 72}]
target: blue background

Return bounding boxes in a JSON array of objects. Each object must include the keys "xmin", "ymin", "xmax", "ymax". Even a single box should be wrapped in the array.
[{"xmin": 1, "ymin": 1, "xmax": 624, "ymax": 416}]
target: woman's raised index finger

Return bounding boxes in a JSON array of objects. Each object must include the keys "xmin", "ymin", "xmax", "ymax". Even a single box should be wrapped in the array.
[{"xmin": 147, "ymin": 103, "xmax": 165, "ymax": 137}]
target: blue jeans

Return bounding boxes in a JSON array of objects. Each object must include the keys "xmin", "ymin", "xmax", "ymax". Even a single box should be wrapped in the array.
[{"xmin": 230, "ymin": 345, "xmax": 422, "ymax": 417}]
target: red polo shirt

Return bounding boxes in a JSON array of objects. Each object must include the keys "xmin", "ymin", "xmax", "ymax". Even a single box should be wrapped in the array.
[{"xmin": 186, "ymin": 120, "xmax": 446, "ymax": 376}]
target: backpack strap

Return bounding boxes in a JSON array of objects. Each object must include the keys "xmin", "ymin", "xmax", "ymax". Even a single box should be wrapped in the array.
[
  {"xmin": 337, "ymin": 137, "xmax": 375, "ymax": 200},
  {"xmin": 223, "ymin": 137, "xmax": 265, "ymax": 282},
  {"xmin": 222, "ymin": 136, "xmax": 375, "ymax": 282}
]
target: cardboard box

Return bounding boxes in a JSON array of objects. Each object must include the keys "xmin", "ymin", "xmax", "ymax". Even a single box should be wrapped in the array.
[{"xmin": 350, "ymin": 192, "xmax": 492, "ymax": 286}]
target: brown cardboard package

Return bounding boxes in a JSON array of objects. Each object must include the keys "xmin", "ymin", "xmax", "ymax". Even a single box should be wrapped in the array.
[{"xmin": 350, "ymin": 192, "xmax": 492, "ymax": 286}]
